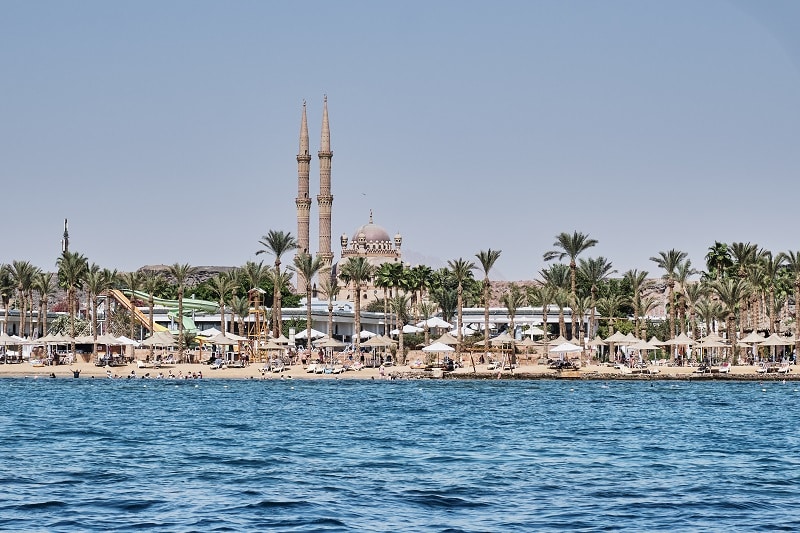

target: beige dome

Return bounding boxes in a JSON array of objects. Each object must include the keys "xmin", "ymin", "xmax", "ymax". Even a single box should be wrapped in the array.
[{"xmin": 352, "ymin": 222, "xmax": 390, "ymax": 242}]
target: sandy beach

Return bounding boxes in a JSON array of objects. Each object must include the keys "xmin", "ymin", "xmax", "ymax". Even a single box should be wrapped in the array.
[{"xmin": 2, "ymin": 352, "xmax": 796, "ymax": 381}]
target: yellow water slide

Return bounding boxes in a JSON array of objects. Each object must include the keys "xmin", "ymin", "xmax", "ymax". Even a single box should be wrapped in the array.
[{"xmin": 105, "ymin": 289, "xmax": 170, "ymax": 332}]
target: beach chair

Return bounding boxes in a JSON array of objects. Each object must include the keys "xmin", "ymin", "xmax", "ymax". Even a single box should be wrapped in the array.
[{"xmin": 777, "ymin": 362, "xmax": 791, "ymax": 374}]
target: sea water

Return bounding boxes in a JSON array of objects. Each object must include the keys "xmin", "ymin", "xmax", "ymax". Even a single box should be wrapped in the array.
[{"xmin": 0, "ymin": 377, "xmax": 798, "ymax": 532}]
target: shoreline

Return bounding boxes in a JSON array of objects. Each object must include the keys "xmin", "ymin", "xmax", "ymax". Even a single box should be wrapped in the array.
[{"xmin": 1, "ymin": 360, "xmax": 796, "ymax": 382}]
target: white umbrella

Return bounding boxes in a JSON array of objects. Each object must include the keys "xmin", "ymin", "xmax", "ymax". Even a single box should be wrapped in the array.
[
  {"xmin": 198, "ymin": 327, "xmax": 222, "ymax": 337},
  {"xmin": 358, "ymin": 330, "xmax": 377, "ymax": 339},
  {"xmin": 295, "ymin": 328, "xmax": 327, "ymax": 340},
  {"xmin": 391, "ymin": 324, "xmax": 423, "ymax": 335},
  {"xmin": 422, "ymin": 342, "xmax": 456, "ymax": 352},
  {"xmin": 549, "ymin": 342, "xmax": 582, "ymax": 354},
  {"xmin": 416, "ymin": 317, "xmax": 452, "ymax": 329},
  {"xmin": 116, "ymin": 335, "xmax": 141, "ymax": 346}
]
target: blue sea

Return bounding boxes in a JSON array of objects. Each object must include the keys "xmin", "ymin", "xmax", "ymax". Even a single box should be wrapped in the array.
[{"xmin": 1, "ymin": 377, "xmax": 798, "ymax": 532}]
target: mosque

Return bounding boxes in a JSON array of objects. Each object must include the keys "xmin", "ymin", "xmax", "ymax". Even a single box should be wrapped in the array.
[{"xmin": 294, "ymin": 97, "xmax": 402, "ymax": 303}]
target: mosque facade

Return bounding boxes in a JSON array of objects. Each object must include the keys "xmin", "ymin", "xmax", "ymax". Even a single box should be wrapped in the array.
[{"xmin": 294, "ymin": 99, "xmax": 402, "ymax": 303}]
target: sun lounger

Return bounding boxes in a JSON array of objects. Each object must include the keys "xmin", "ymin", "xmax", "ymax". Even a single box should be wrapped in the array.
[
  {"xmin": 718, "ymin": 362, "xmax": 731, "ymax": 373},
  {"xmin": 777, "ymin": 362, "xmax": 792, "ymax": 374}
]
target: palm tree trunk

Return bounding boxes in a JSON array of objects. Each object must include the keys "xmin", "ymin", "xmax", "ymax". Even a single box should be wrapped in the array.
[
  {"xmin": 306, "ymin": 284, "xmax": 313, "ymax": 351},
  {"xmin": 354, "ymin": 287, "xmax": 361, "ymax": 353}
]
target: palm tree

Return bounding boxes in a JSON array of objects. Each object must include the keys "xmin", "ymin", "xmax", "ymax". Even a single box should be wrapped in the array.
[
  {"xmin": 0, "ymin": 265, "xmax": 13, "ymax": 335},
  {"xmin": 338, "ymin": 257, "xmax": 376, "ymax": 354},
  {"xmin": 476, "ymin": 248, "xmax": 502, "ymax": 363},
  {"xmin": 118, "ymin": 270, "xmax": 140, "ymax": 342},
  {"xmin": 266, "ymin": 268, "xmax": 294, "ymax": 335},
  {"xmin": 711, "ymin": 277, "xmax": 750, "ymax": 363},
  {"xmin": 57, "ymin": 251, "xmax": 89, "ymax": 358},
  {"xmin": 553, "ymin": 288, "xmax": 570, "ymax": 338},
  {"xmin": 757, "ymin": 251, "xmax": 783, "ymax": 334},
  {"xmin": 541, "ymin": 263, "xmax": 570, "ymax": 337},
  {"xmin": 500, "ymin": 283, "xmax": 524, "ymax": 334},
  {"xmin": 705, "ymin": 241, "xmax": 733, "ymax": 281},
  {"xmin": 674, "ymin": 259, "xmax": 697, "ymax": 335},
  {"xmin": 374, "ymin": 263, "xmax": 394, "ymax": 336},
  {"xmin": 167, "ymin": 263, "xmax": 198, "ymax": 362},
  {"xmin": 597, "ymin": 293, "xmax": 628, "ymax": 335},
  {"xmin": 778, "ymin": 250, "xmax": 800, "ymax": 361},
  {"xmin": 9, "ymin": 260, "xmax": 38, "ymax": 337},
  {"xmin": 256, "ymin": 229, "xmax": 298, "ymax": 337},
  {"xmin": 418, "ymin": 300, "xmax": 438, "ymax": 346},
  {"xmin": 623, "ymin": 269, "xmax": 651, "ymax": 340},
  {"xmin": 526, "ymin": 284, "xmax": 555, "ymax": 341},
  {"xmin": 32, "ymin": 271, "xmax": 54, "ymax": 338},
  {"xmin": 409, "ymin": 264, "xmax": 434, "ymax": 324},
  {"xmin": 141, "ymin": 271, "xmax": 163, "ymax": 359},
  {"xmin": 318, "ymin": 272, "xmax": 340, "ymax": 339},
  {"xmin": 649, "ymin": 249, "xmax": 688, "ymax": 341},
  {"xmin": 544, "ymin": 231, "xmax": 597, "ymax": 337},
  {"xmin": 390, "ymin": 293, "xmax": 410, "ymax": 364},
  {"xmin": 86, "ymin": 266, "xmax": 116, "ymax": 354},
  {"xmin": 579, "ymin": 257, "xmax": 615, "ymax": 339},
  {"xmin": 447, "ymin": 258, "xmax": 476, "ymax": 369},
  {"xmin": 291, "ymin": 252, "xmax": 327, "ymax": 350},
  {"xmin": 208, "ymin": 273, "xmax": 235, "ymax": 334},
  {"xmin": 230, "ymin": 295, "xmax": 251, "ymax": 338},
  {"xmin": 683, "ymin": 282, "xmax": 705, "ymax": 340}
]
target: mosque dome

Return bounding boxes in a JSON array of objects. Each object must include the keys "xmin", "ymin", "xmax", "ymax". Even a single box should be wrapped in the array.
[{"xmin": 352, "ymin": 219, "xmax": 391, "ymax": 243}]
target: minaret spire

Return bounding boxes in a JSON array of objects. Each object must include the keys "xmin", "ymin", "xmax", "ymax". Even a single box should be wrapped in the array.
[
  {"xmin": 317, "ymin": 95, "xmax": 334, "ymax": 267},
  {"xmin": 295, "ymin": 100, "xmax": 312, "ymax": 292}
]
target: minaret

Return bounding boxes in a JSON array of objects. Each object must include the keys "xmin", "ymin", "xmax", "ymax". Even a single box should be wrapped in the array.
[
  {"xmin": 317, "ymin": 95, "xmax": 334, "ymax": 267},
  {"xmin": 295, "ymin": 101, "xmax": 312, "ymax": 292},
  {"xmin": 61, "ymin": 218, "xmax": 69, "ymax": 253}
]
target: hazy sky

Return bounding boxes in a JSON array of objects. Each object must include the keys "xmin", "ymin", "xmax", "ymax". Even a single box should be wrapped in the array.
[{"xmin": 2, "ymin": 0, "xmax": 799, "ymax": 281}]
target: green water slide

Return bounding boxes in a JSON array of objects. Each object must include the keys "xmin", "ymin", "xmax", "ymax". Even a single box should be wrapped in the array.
[{"xmin": 121, "ymin": 289, "xmax": 219, "ymax": 333}]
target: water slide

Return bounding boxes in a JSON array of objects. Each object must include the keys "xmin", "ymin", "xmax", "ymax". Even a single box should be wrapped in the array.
[
  {"xmin": 105, "ymin": 289, "xmax": 170, "ymax": 332},
  {"xmin": 120, "ymin": 290, "xmax": 220, "ymax": 333}
]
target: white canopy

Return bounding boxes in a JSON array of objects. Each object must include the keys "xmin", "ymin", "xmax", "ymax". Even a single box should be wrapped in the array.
[
  {"xmin": 358, "ymin": 330, "xmax": 378, "ymax": 339},
  {"xmin": 198, "ymin": 327, "xmax": 222, "ymax": 337}
]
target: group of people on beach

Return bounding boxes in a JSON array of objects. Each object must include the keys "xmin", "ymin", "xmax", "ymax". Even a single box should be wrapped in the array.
[{"xmin": 103, "ymin": 369, "xmax": 204, "ymax": 380}]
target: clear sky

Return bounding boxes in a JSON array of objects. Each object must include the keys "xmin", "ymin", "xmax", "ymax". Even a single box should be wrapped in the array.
[{"xmin": 2, "ymin": 0, "xmax": 799, "ymax": 281}]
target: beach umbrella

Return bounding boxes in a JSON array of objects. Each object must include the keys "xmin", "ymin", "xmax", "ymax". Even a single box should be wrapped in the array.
[
  {"xmin": 739, "ymin": 331, "xmax": 766, "ymax": 344},
  {"xmin": 490, "ymin": 332, "xmax": 516, "ymax": 345},
  {"xmin": 273, "ymin": 334, "xmax": 291, "ymax": 344},
  {"xmin": 549, "ymin": 342, "xmax": 582, "ymax": 358},
  {"xmin": 198, "ymin": 327, "xmax": 222, "ymax": 337},
  {"xmin": 433, "ymin": 332, "xmax": 459, "ymax": 345},
  {"xmin": 358, "ymin": 330, "xmax": 377, "ymax": 339},
  {"xmin": 546, "ymin": 335, "xmax": 569, "ymax": 346},
  {"xmin": 422, "ymin": 342, "xmax": 455, "ymax": 353},
  {"xmin": 295, "ymin": 328, "xmax": 327, "ymax": 340},
  {"xmin": 605, "ymin": 331, "xmax": 629, "ymax": 344},
  {"xmin": 522, "ymin": 325, "xmax": 545, "ymax": 337},
  {"xmin": 362, "ymin": 335, "xmax": 395, "ymax": 348},
  {"xmin": 391, "ymin": 324, "xmax": 423, "ymax": 335},
  {"xmin": 416, "ymin": 317, "xmax": 452, "ymax": 329}
]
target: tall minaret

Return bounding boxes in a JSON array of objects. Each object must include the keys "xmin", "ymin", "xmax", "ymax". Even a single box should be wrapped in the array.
[
  {"xmin": 295, "ymin": 101, "xmax": 312, "ymax": 293},
  {"xmin": 61, "ymin": 218, "xmax": 69, "ymax": 253},
  {"xmin": 317, "ymin": 95, "xmax": 334, "ymax": 267}
]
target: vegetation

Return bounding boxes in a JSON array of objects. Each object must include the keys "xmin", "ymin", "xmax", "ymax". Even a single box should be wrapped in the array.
[{"xmin": 4, "ymin": 224, "xmax": 799, "ymax": 369}]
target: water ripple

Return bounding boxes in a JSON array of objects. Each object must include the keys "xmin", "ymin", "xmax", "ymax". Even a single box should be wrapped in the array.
[{"xmin": 1, "ymin": 379, "xmax": 799, "ymax": 531}]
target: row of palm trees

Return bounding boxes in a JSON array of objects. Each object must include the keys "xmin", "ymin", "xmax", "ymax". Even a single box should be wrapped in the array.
[{"xmin": 3, "ymin": 228, "xmax": 799, "ymax": 365}]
